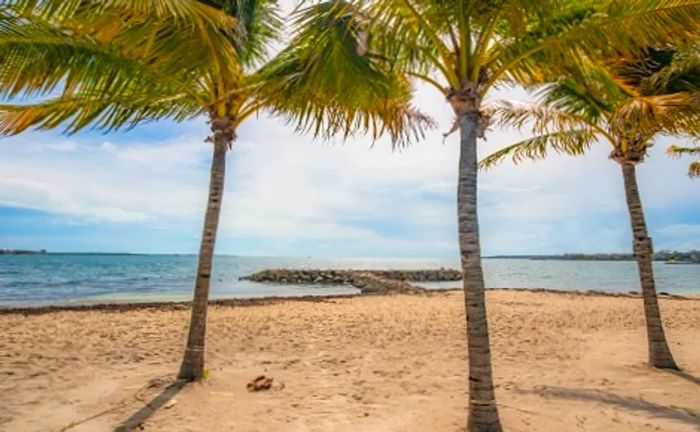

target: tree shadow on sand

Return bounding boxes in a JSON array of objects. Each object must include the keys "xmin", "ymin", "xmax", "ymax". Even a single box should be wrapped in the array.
[
  {"xmin": 517, "ymin": 385, "xmax": 700, "ymax": 427},
  {"xmin": 665, "ymin": 369, "xmax": 700, "ymax": 387},
  {"xmin": 115, "ymin": 379, "xmax": 187, "ymax": 431}
]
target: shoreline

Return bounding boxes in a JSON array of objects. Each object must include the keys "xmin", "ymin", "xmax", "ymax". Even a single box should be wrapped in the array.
[{"xmin": 2, "ymin": 286, "xmax": 697, "ymax": 316}]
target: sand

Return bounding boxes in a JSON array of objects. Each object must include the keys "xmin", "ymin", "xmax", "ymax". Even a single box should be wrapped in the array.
[{"xmin": 0, "ymin": 290, "xmax": 699, "ymax": 432}]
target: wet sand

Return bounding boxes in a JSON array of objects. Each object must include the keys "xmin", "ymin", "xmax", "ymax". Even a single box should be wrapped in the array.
[{"xmin": 1, "ymin": 289, "xmax": 698, "ymax": 431}]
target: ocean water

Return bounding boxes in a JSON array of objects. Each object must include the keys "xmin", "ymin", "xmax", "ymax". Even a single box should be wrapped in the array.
[{"xmin": 0, "ymin": 255, "xmax": 698, "ymax": 307}]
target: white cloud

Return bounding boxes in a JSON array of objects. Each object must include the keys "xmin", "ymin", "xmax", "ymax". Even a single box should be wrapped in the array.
[{"xmin": 0, "ymin": 132, "xmax": 210, "ymax": 224}]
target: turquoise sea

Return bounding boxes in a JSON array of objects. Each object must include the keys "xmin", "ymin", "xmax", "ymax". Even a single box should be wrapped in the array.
[{"xmin": 0, "ymin": 255, "xmax": 698, "ymax": 307}]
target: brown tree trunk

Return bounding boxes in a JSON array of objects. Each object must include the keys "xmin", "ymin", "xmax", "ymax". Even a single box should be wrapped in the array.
[
  {"xmin": 178, "ymin": 116, "xmax": 234, "ymax": 381},
  {"xmin": 458, "ymin": 111, "xmax": 502, "ymax": 432},
  {"xmin": 621, "ymin": 163, "xmax": 678, "ymax": 370}
]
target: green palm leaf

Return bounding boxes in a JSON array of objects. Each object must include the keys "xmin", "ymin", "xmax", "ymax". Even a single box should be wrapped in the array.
[
  {"xmin": 0, "ymin": 1, "xmax": 241, "ymax": 105},
  {"xmin": 257, "ymin": 0, "xmax": 434, "ymax": 145},
  {"xmin": 0, "ymin": 91, "xmax": 200, "ymax": 134},
  {"xmin": 3, "ymin": 0, "xmax": 238, "ymax": 32},
  {"xmin": 479, "ymin": 129, "xmax": 597, "ymax": 169},
  {"xmin": 199, "ymin": 0, "xmax": 282, "ymax": 68}
]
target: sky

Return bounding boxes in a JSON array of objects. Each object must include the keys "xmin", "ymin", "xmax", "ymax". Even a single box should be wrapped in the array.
[{"xmin": 0, "ymin": 4, "xmax": 698, "ymax": 258}]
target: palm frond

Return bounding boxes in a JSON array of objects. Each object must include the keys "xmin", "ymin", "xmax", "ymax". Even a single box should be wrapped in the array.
[
  {"xmin": 618, "ymin": 45, "xmax": 700, "ymax": 93},
  {"xmin": 487, "ymin": 99, "xmax": 606, "ymax": 139},
  {"xmin": 275, "ymin": 96, "xmax": 435, "ymax": 147},
  {"xmin": 489, "ymin": 0, "xmax": 700, "ymax": 90},
  {"xmin": 0, "ymin": 19, "xmax": 202, "ymax": 100},
  {"xmin": 3, "ymin": 0, "xmax": 238, "ymax": 34},
  {"xmin": 650, "ymin": 46, "xmax": 700, "ymax": 93},
  {"xmin": 258, "ymin": 0, "xmax": 435, "ymax": 146},
  {"xmin": 612, "ymin": 92, "xmax": 700, "ymax": 137},
  {"xmin": 270, "ymin": 1, "xmax": 391, "ymax": 99},
  {"xmin": 368, "ymin": 0, "xmax": 456, "ymax": 82},
  {"xmin": 538, "ymin": 68, "xmax": 631, "ymax": 118},
  {"xmin": 668, "ymin": 144, "xmax": 700, "ymax": 156},
  {"xmin": 0, "ymin": 0, "xmax": 241, "ymax": 101},
  {"xmin": 198, "ymin": 0, "xmax": 281, "ymax": 68},
  {"xmin": 0, "ymin": 91, "xmax": 201, "ymax": 134},
  {"xmin": 597, "ymin": 1, "xmax": 700, "ymax": 49},
  {"xmin": 487, "ymin": 2, "xmax": 600, "ymax": 86},
  {"xmin": 667, "ymin": 144, "xmax": 700, "ymax": 178},
  {"xmin": 479, "ymin": 128, "xmax": 597, "ymax": 169},
  {"xmin": 689, "ymin": 161, "xmax": 700, "ymax": 177}
]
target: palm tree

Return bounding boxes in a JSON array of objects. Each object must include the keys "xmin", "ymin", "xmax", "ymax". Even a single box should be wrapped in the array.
[
  {"xmin": 481, "ymin": 49, "xmax": 700, "ymax": 370},
  {"xmin": 668, "ymin": 144, "xmax": 700, "ymax": 177},
  {"xmin": 293, "ymin": 2, "xmax": 700, "ymax": 429},
  {"xmin": 0, "ymin": 0, "xmax": 429, "ymax": 381}
]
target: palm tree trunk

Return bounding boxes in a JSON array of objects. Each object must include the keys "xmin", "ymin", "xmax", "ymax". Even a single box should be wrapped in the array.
[
  {"xmin": 458, "ymin": 111, "xmax": 502, "ymax": 432},
  {"xmin": 621, "ymin": 163, "xmax": 678, "ymax": 370},
  {"xmin": 178, "ymin": 116, "xmax": 234, "ymax": 381}
]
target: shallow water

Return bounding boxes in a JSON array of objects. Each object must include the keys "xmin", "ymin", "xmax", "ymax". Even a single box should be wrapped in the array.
[{"xmin": 0, "ymin": 255, "xmax": 697, "ymax": 306}]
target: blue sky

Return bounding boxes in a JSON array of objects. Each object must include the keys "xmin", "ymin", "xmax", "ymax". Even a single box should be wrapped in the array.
[{"xmin": 0, "ymin": 80, "xmax": 698, "ymax": 258}]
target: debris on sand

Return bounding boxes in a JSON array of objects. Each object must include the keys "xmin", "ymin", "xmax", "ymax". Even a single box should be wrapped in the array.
[{"xmin": 246, "ymin": 375, "xmax": 284, "ymax": 392}]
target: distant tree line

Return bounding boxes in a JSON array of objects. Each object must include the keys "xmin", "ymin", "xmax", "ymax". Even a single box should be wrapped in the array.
[
  {"xmin": 560, "ymin": 251, "xmax": 700, "ymax": 263},
  {"xmin": 0, "ymin": 249, "xmax": 47, "ymax": 255},
  {"xmin": 654, "ymin": 250, "xmax": 700, "ymax": 263},
  {"xmin": 492, "ymin": 251, "xmax": 700, "ymax": 263}
]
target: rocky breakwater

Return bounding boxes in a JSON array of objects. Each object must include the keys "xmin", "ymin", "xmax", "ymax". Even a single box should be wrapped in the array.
[
  {"xmin": 239, "ymin": 268, "xmax": 462, "ymax": 295},
  {"xmin": 348, "ymin": 272, "xmax": 425, "ymax": 294}
]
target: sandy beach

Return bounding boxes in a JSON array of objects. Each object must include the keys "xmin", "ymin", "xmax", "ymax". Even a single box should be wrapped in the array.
[{"xmin": 1, "ymin": 290, "xmax": 699, "ymax": 432}]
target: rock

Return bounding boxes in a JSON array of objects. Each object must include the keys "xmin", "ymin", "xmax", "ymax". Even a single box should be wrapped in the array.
[{"xmin": 351, "ymin": 272, "xmax": 426, "ymax": 295}]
